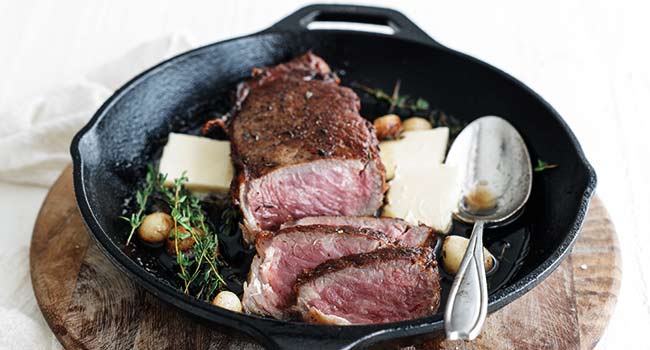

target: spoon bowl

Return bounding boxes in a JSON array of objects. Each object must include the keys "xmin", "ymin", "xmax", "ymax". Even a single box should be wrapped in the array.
[
  {"xmin": 447, "ymin": 116, "xmax": 533, "ymax": 224},
  {"xmin": 443, "ymin": 116, "xmax": 533, "ymax": 340}
]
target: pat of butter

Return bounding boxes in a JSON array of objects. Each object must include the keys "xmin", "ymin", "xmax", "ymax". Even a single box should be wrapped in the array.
[
  {"xmin": 158, "ymin": 133, "xmax": 233, "ymax": 193},
  {"xmin": 380, "ymin": 127, "xmax": 449, "ymax": 180},
  {"xmin": 382, "ymin": 163, "xmax": 459, "ymax": 232}
]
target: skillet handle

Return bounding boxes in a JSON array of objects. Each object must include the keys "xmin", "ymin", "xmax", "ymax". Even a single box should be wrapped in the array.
[{"xmin": 266, "ymin": 4, "xmax": 443, "ymax": 47}]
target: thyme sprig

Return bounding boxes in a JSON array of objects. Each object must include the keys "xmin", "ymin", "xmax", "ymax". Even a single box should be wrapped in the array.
[
  {"xmin": 352, "ymin": 80, "xmax": 430, "ymax": 113},
  {"xmin": 534, "ymin": 159, "xmax": 559, "ymax": 172},
  {"xmin": 166, "ymin": 172, "xmax": 226, "ymax": 299},
  {"xmin": 123, "ymin": 165, "xmax": 226, "ymax": 300},
  {"xmin": 351, "ymin": 81, "xmax": 465, "ymax": 146},
  {"xmin": 169, "ymin": 173, "xmax": 192, "ymax": 293},
  {"xmin": 120, "ymin": 164, "xmax": 164, "ymax": 245}
]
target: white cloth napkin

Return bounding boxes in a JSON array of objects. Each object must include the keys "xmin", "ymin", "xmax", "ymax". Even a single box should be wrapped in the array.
[
  {"xmin": 0, "ymin": 35, "xmax": 194, "ymax": 349},
  {"xmin": 0, "ymin": 34, "xmax": 194, "ymax": 187}
]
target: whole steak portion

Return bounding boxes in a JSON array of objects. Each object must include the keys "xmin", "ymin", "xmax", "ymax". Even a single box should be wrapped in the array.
[
  {"xmin": 230, "ymin": 52, "xmax": 386, "ymax": 238},
  {"xmin": 293, "ymin": 247, "xmax": 441, "ymax": 325}
]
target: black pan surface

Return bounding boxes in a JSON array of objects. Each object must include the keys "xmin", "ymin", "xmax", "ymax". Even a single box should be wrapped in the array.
[{"xmin": 70, "ymin": 4, "xmax": 596, "ymax": 350}]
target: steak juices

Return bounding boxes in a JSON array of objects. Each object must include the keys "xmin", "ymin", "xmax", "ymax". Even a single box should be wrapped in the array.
[{"xmin": 223, "ymin": 53, "xmax": 441, "ymax": 324}]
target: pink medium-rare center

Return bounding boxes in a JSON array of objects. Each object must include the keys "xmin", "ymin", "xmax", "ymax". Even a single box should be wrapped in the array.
[
  {"xmin": 242, "ymin": 159, "xmax": 382, "ymax": 233},
  {"xmin": 294, "ymin": 247, "xmax": 441, "ymax": 325},
  {"xmin": 242, "ymin": 225, "xmax": 390, "ymax": 318}
]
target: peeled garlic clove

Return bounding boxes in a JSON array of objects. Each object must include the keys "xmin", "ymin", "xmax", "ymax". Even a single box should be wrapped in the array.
[
  {"xmin": 165, "ymin": 226, "xmax": 203, "ymax": 255},
  {"xmin": 373, "ymin": 114, "xmax": 402, "ymax": 140},
  {"xmin": 442, "ymin": 235, "xmax": 496, "ymax": 275},
  {"xmin": 402, "ymin": 117, "xmax": 432, "ymax": 131},
  {"xmin": 212, "ymin": 291, "xmax": 242, "ymax": 312},
  {"xmin": 137, "ymin": 212, "xmax": 173, "ymax": 244}
]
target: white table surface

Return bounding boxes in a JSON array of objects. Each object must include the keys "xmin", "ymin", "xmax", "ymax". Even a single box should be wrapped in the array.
[{"xmin": 1, "ymin": 0, "xmax": 648, "ymax": 349}]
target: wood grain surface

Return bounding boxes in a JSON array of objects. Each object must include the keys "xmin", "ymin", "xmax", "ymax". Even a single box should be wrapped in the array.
[{"xmin": 30, "ymin": 167, "xmax": 621, "ymax": 350}]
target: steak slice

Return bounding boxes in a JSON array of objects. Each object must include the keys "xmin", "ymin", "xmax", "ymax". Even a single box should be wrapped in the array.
[
  {"xmin": 230, "ymin": 52, "xmax": 386, "ymax": 239},
  {"xmin": 282, "ymin": 216, "xmax": 434, "ymax": 247},
  {"xmin": 242, "ymin": 224, "xmax": 391, "ymax": 319},
  {"xmin": 293, "ymin": 247, "xmax": 440, "ymax": 325}
]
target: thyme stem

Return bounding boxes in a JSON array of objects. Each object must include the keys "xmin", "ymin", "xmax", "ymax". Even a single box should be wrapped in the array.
[
  {"xmin": 171, "ymin": 180, "xmax": 190, "ymax": 294},
  {"xmin": 388, "ymin": 80, "xmax": 401, "ymax": 114}
]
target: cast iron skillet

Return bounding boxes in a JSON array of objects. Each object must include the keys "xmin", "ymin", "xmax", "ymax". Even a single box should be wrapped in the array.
[{"xmin": 70, "ymin": 4, "xmax": 596, "ymax": 350}]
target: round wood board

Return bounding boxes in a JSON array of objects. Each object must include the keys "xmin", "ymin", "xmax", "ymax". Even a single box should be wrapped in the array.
[{"xmin": 30, "ymin": 166, "xmax": 621, "ymax": 350}]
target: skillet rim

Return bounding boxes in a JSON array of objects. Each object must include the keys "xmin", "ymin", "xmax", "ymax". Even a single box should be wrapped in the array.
[{"xmin": 70, "ymin": 9, "xmax": 597, "ymax": 348}]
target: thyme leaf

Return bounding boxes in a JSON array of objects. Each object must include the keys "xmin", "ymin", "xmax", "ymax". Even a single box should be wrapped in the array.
[{"xmin": 414, "ymin": 98, "xmax": 430, "ymax": 111}]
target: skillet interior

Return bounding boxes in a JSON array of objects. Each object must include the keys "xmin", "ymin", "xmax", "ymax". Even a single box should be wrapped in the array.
[{"xmin": 71, "ymin": 20, "xmax": 596, "ymax": 350}]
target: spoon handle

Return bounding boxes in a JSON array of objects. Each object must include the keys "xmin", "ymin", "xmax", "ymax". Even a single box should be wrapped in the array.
[{"xmin": 444, "ymin": 220, "xmax": 488, "ymax": 340}]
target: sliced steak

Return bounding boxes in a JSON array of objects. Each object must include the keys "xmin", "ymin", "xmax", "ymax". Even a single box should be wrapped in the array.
[
  {"xmin": 230, "ymin": 52, "xmax": 386, "ymax": 239},
  {"xmin": 282, "ymin": 216, "xmax": 434, "ymax": 247},
  {"xmin": 242, "ymin": 224, "xmax": 391, "ymax": 318},
  {"xmin": 293, "ymin": 247, "xmax": 440, "ymax": 325}
]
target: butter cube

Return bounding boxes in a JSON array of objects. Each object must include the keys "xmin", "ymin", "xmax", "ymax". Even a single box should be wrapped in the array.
[
  {"xmin": 158, "ymin": 133, "xmax": 233, "ymax": 193},
  {"xmin": 380, "ymin": 127, "xmax": 449, "ymax": 180},
  {"xmin": 382, "ymin": 163, "xmax": 459, "ymax": 233}
]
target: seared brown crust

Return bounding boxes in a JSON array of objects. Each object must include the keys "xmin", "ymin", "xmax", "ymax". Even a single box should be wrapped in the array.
[
  {"xmin": 413, "ymin": 225, "xmax": 438, "ymax": 247},
  {"xmin": 255, "ymin": 224, "xmax": 392, "ymax": 248},
  {"xmin": 229, "ymin": 51, "xmax": 386, "ymax": 182},
  {"xmin": 282, "ymin": 216, "xmax": 438, "ymax": 247},
  {"xmin": 244, "ymin": 52, "xmax": 335, "ymax": 91},
  {"xmin": 293, "ymin": 247, "xmax": 437, "ymax": 290}
]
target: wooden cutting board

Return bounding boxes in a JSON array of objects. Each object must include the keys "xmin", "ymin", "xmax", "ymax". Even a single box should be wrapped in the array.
[{"xmin": 30, "ymin": 166, "xmax": 621, "ymax": 350}]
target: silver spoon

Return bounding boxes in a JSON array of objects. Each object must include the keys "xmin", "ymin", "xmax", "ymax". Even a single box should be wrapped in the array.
[{"xmin": 443, "ymin": 116, "xmax": 532, "ymax": 340}]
